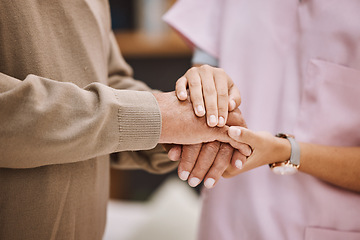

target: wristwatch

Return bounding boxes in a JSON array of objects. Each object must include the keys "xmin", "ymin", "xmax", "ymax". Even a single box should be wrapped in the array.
[{"xmin": 269, "ymin": 133, "xmax": 300, "ymax": 175}]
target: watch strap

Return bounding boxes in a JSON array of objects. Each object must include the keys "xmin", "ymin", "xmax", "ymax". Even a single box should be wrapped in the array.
[{"xmin": 287, "ymin": 136, "xmax": 300, "ymax": 166}]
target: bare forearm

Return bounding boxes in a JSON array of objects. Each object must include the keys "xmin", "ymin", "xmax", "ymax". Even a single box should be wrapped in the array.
[
  {"xmin": 226, "ymin": 127, "xmax": 360, "ymax": 192},
  {"xmin": 299, "ymin": 143, "xmax": 360, "ymax": 192}
]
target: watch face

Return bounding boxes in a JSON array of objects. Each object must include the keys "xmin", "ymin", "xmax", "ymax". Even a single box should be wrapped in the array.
[{"xmin": 272, "ymin": 165, "xmax": 298, "ymax": 175}]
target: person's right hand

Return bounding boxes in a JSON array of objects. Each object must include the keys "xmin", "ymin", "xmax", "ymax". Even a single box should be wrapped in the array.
[
  {"xmin": 153, "ymin": 91, "xmax": 251, "ymax": 156},
  {"xmin": 175, "ymin": 65, "xmax": 241, "ymax": 127}
]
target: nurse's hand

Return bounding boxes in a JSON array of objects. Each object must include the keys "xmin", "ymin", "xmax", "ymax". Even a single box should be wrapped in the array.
[
  {"xmin": 223, "ymin": 126, "xmax": 291, "ymax": 177},
  {"xmin": 175, "ymin": 65, "xmax": 241, "ymax": 127}
]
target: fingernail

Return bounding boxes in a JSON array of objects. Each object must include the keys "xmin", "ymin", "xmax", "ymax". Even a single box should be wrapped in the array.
[
  {"xmin": 188, "ymin": 177, "xmax": 201, "ymax": 187},
  {"xmin": 209, "ymin": 115, "xmax": 217, "ymax": 126},
  {"xmin": 196, "ymin": 105, "xmax": 205, "ymax": 115},
  {"xmin": 179, "ymin": 171, "xmax": 190, "ymax": 181},
  {"xmin": 218, "ymin": 116, "xmax": 225, "ymax": 126},
  {"xmin": 229, "ymin": 126, "xmax": 241, "ymax": 137},
  {"xmin": 230, "ymin": 100, "xmax": 236, "ymax": 110},
  {"xmin": 204, "ymin": 178, "xmax": 215, "ymax": 189},
  {"xmin": 235, "ymin": 160, "xmax": 243, "ymax": 169},
  {"xmin": 179, "ymin": 91, "xmax": 187, "ymax": 100}
]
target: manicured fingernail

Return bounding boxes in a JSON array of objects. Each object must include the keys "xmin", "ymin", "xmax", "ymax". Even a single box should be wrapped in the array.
[
  {"xmin": 188, "ymin": 177, "xmax": 201, "ymax": 187},
  {"xmin": 230, "ymin": 100, "xmax": 236, "ymax": 110},
  {"xmin": 179, "ymin": 91, "xmax": 187, "ymax": 100},
  {"xmin": 179, "ymin": 171, "xmax": 190, "ymax": 181},
  {"xmin": 229, "ymin": 126, "xmax": 241, "ymax": 137},
  {"xmin": 235, "ymin": 160, "xmax": 243, "ymax": 169},
  {"xmin": 196, "ymin": 105, "xmax": 205, "ymax": 115},
  {"xmin": 218, "ymin": 116, "xmax": 225, "ymax": 126},
  {"xmin": 209, "ymin": 115, "xmax": 217, "ymax": 126},
  {"xmin": 204, "ymin": 178, "xmax": 215, "ymax": 189}
]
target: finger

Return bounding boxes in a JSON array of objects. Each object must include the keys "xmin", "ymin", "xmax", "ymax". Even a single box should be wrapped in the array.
[
  {"xmin": 178, "ymin": 144, "xmax": 202, "ymax": 181},
  {"xmin": 203, "ymin": 143, "xmax": 234, "ymax": 189},
  {"xmin": 213, "ymin": 69, "xmax": 229, "ymax": 127},
  {"xmin": 199, "ymin": 65, "xmax": 218, "ymax": 127},
  {"xmin": 187, "ymin": 141, "xmax": 221, "ymax": 187},
  {"xmin": 223, "ymin": 164, "xmax": 242, "ymax": 178},
  {"xmin": 175, "ymin": 76, "xmax": 188, "ymax": 101},
  {"xmin": 231, "ymin": 149, "xmax": 247, "ymax": 170},
  {"xmin": 186, "ymin": 68, "xmax": 206, "ymax": 117},
  {"xmin": 162, "ymin": 144, "xmax": 173, "ymax": 152},
  {"xmin": 228, "ymin": 126, "xmax": 258, "ymax": 146},
  {"xmin": 167, "ymin": 145, "xmax": 182, "ymax": 161},
  {"xmin": 228, "ymin": 83, "xmax": 241, "ymax": 111},
  {"xmin": 212, "ymin": 126, "xmax": 252, "ymax": 156}
]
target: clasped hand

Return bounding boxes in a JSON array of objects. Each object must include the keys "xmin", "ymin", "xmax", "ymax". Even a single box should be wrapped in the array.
[{"xmin": 154, "ymin": 65, "xmax": 251, "ymax": 189}]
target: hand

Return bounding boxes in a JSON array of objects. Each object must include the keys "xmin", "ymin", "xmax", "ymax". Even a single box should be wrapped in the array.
[
  {"xmin": 167, "ymin": 109, "xmax": 249, "ymax": 188},
  {"xmin": 175, "ymin": 65, "xmax": 241, "ymax": 127},
  {"xmin": 153, "ymin": 91, "xmax": 251, "ymax": 156},
  {"xmin": 170, "ymin": 143, "xmax": 246, "ymax": 189},
  {"xmin": 223, "ymin": 126, "xmax": 291, "ymax": 178}
]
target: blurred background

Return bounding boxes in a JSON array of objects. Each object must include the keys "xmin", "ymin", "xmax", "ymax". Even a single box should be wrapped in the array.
[{"xmin": 104, "ymin": 1, "xmax": 202, "ymax": 239}]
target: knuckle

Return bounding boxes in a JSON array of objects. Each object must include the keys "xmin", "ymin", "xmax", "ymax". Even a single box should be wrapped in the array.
[
  {"xmin": 188, "ymin": 81, "xmax": 201, "ymax": 88},
  {"xmin": 218, "ymin": 103, "xmax": 228, "ymax": 112},
  {"xmin": 204, "ymin": 141, "xmax": 221, "ymax": 154},
  {"xmin": 215, "ymin": 68, "xmax": 226, "ymax": 75},
  {"xmin": 187, "ymin": 75, "xmax": 201, "ymax": 86},
  {"xmin": 200, "ymin": 64, "xmax": 212, "ymax": 71},
  {"xmin": 180, "ymin": 156, "xmax": 195, "ymax": 166},
  {"xmin": 203, "ymin": 84, "xmax": 216, "ymax": 94},
  {"xmin": 187, "ymin": 66, "xmax": 198, "ymax": 73},
  {"xmin": 217, "ymin": 90, "xmax": 228, "ymax": 98},
  {"xmin": 219, "ymin": 143, "xmax": 233, "ymax": 152}
]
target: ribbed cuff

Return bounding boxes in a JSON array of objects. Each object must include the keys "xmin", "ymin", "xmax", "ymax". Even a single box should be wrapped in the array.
[{"xmin": 112, "ymin": 90, "xmax": 161, "ymax": 151}]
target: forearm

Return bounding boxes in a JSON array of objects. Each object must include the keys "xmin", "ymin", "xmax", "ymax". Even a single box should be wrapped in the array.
[
  {"xmin": 226, "ymin": 127, "xmax": 360, "ymax": 192},
  {"xmin": 299, "ymin": 143, "xmax": 360, "ymax": 192},
  {"xmin": 0, "ymin": 74, "xmax": 161, "ymax": 169}
]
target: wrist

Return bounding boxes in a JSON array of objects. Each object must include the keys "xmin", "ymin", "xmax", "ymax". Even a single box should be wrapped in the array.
[
  {"xmin": 270, "ymin": 133, "xmax": 300, "ymax": 175},
  {"xmin": 152, "ymin": 92, "xmax": 167, "ymax": 143},
  {"xmin": 273, "ymin": 137, "xmax": 292, "ymax": 164}
]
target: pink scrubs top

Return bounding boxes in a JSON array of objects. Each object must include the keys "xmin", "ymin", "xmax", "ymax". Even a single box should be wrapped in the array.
[{"xmin": 164, "ymin": 0, "xmax": 360, "ymax": 239}]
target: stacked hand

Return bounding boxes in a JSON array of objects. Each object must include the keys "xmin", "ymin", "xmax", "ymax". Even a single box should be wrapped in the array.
[
  {"xmin": 154, "ymin": 65, "xmax": 291, "ymax": 189},
  {"xmin": 153, "ymin": 65, "xmax": 252, "ymax": 189}
]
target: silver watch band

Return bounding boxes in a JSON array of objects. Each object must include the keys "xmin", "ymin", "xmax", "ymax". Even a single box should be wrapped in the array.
[{"xmin": 287, "ymin": 137, "xmax": 300, "ymax": 166}]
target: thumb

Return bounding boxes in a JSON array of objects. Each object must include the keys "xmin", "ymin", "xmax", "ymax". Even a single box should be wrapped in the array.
[{"xmin": 228, "ymin": 126, "xmax": 257, "ymax": 146}]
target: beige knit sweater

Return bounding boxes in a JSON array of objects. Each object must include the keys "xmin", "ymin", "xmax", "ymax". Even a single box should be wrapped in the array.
[{"xmin": 0, "ymin": 1, "xmax": 177, "ymax": 239}]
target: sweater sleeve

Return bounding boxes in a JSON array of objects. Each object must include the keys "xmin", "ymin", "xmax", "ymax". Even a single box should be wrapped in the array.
[
  {"xmin": 0, "ymin": 72, "xmax": 161, "ymax": 169},
  {"xmin": 106, "ymin": 31, "xmax": 178, "ymax": 173}
]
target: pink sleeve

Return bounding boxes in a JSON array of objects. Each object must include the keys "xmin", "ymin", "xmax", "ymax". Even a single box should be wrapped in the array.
[{"xmin": 163, "ymin": 0, "xmax": 222, "ymax": 58}]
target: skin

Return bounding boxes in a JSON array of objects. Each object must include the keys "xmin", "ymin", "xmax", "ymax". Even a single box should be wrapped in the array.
[
  {"xmin": 169, "ymin": 65, "xmax": 246, "ymax": 188},
  {"xmin": 225, "ymin": 126, "xmax": 360, "ymax": 193},
  {"xmin": 176, "ymin": 64, "xmax": 241, "ymax": 127},
  {"xmin": 153, "ymin": 91, "xmax": 250, "ymax": 153},
  {"xmin": 172, "ymin": 64, "xmax": 360, "ymax": 193},
  {"xmin": 168, "ymin": 109, "xmax": 248, "ymax": 189}
]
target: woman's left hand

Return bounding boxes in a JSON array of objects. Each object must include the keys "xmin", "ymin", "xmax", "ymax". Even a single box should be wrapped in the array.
[{"xmin": 223, "ymin": 126, "xmax": 291, "ymax": 177}]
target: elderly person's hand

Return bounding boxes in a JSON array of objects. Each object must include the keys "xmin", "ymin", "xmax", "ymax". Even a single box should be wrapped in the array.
[
  {"xmin": 163, "ymin": 65, "xmax": 249, "ymax": 189},
  {"xmin": 167, "ymin": 109, "xmax": 249, "ymax": 189},
  {"xmin": 154, "ymin": 91, "xmax": 250, "ymax": 153}
]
